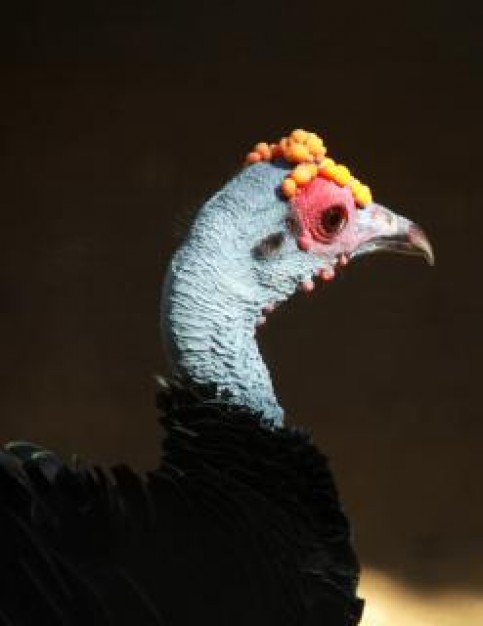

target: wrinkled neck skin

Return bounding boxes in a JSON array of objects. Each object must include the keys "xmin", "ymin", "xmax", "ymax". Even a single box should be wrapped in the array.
[{"xmin": 161, "ymin": 163, "xmax": 325, "ymax": 427}]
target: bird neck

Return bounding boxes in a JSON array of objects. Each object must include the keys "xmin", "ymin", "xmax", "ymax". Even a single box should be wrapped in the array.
[
  {"xmin": 161, "ymin": 248, "xmax": 283, "ymax": 425},
  {"xmin": 160, "ymin": 162, "xmax": 300, "ymax": 427}
]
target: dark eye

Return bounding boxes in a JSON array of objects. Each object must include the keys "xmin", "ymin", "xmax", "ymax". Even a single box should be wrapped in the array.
[{"xmin": 319, "ymin": 204, "xmax": 348, "ymax": 236}]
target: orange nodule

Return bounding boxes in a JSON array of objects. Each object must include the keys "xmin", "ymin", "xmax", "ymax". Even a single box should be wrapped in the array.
[
  {"xmin": 350, "ymin": 179, "xmax": 361, "ymax": 200},
  {"xmin": 333, "ymin": 164, "xmax": 352, "ymax": 186},
  {"xmin": 246, "ymin": 151, "xmax": 262, "ymax": 164},
  {"xmin": 282, "ymin": 177, "xmax": 298, "ymax": 197},
  {"xmin": 356, "ymin": 184, "xmax": 372, "ymax": 206},
  {"xmin": 305, "ymin": 133, "xmax": 324, "ymax": 155},
  {"xmin": 307, "ymin": 163, "xmax": 318, "ymax": 177},
  {"xmin": 318, "ymin": 157, "xmax": 335, "ymax": 173},
  {"xmin": 285, "ymin": 142, "xmax": 311, "ymax": 163},
  {"xmin": 349, "ymin": 178, "xmax": 362, "ymax": 195},
  {"xmin": 255, "ymin": 142, "xmax": 271, "ymax": 160},
  {"xmin": 291, "ymin": 129, "xmax": 308, "ymax": 143},
  {"xmin": 320, "ymin": 162, "xmax": 338, "ymax": 179},
  {"xmin": 292, "ymin": 164, "xmax": 316, "ymax": 185}
]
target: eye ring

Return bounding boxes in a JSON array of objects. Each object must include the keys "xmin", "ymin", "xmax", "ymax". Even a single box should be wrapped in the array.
[{"xmin": 314, "ymin": 204, "xmax": 348, "ymax": 240}]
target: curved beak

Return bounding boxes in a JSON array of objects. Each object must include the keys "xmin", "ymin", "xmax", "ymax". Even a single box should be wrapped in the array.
[
  {"xmin": 351, "ymin": 203, "xmax": 434, "ymax": 266},
  {"xmin": 404, "ymin": 223, "xmax": 435, "ymax": 265}
]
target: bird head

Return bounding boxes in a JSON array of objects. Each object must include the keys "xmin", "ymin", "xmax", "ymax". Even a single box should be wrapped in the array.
[
  {"xmin": 163, "ymin": 129, "xmax": 433, "ymax": 423},
  {"xmin": 227, "ymin": 129, "xmax": 432, "ymax": 322}
]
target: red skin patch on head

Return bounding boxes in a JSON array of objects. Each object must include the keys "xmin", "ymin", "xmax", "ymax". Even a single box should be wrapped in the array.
[{"xmin": 292, "ymin": 177, "xmax": 355, "ymax": 245}]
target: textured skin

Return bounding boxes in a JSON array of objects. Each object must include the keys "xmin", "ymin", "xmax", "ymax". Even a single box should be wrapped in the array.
[
  {"xmin": 161, "ymin": 161, "xmax": 337, "ymax": 424},
  {"xmin": 0, "ymin": 380, "xmax": 363, "ymax": 626}
]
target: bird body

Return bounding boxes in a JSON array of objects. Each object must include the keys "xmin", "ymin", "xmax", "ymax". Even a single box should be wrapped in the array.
[
  {"xmin": 0, "ymin": 129, "xmax": 432, "ymax": 625},
  {"xmin": 0, "ymin": 381, "xmax": 363, "ymax": 625}
]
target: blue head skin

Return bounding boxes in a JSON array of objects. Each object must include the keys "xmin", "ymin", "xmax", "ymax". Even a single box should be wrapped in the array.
[{"xmin": 161, "ymin": 159, "xmax": 433, "ymax": 426}]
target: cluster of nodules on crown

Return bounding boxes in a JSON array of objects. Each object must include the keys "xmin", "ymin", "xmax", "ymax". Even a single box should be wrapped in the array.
[{"xmin": 245, "ymin": 128, "xmax": 373, "ymax": 207}]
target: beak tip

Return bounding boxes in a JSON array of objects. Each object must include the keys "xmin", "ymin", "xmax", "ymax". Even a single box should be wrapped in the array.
[{"xmin": 408, "ymin": 224, "xmax": 435, "ymax": 267}]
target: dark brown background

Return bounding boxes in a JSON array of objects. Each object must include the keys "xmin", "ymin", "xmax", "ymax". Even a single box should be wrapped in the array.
[{"xmin": 1, "ymin": 0, "xmax": 481, "ymax": 596}]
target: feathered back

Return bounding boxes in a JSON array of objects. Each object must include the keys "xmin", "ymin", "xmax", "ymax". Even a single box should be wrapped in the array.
[{"xmin": 0, "ymin": 381, "xmax": 363, "ymax": 626}]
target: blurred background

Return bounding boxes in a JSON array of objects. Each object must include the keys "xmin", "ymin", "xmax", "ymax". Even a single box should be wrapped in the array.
[{"xmin": 1, "ymin": 1, "xmax": 481, "ymax": 623}]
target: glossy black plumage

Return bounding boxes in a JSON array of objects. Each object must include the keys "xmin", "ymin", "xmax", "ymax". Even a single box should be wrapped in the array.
[{"xmin": 0, "ymin": 380, "xmax": 363, "ymax": 625}]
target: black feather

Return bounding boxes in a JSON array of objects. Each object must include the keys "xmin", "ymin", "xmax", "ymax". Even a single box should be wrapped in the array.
[{"xmin": 0, "ymin": 378, "xmax": 363, "ymax": 625}]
